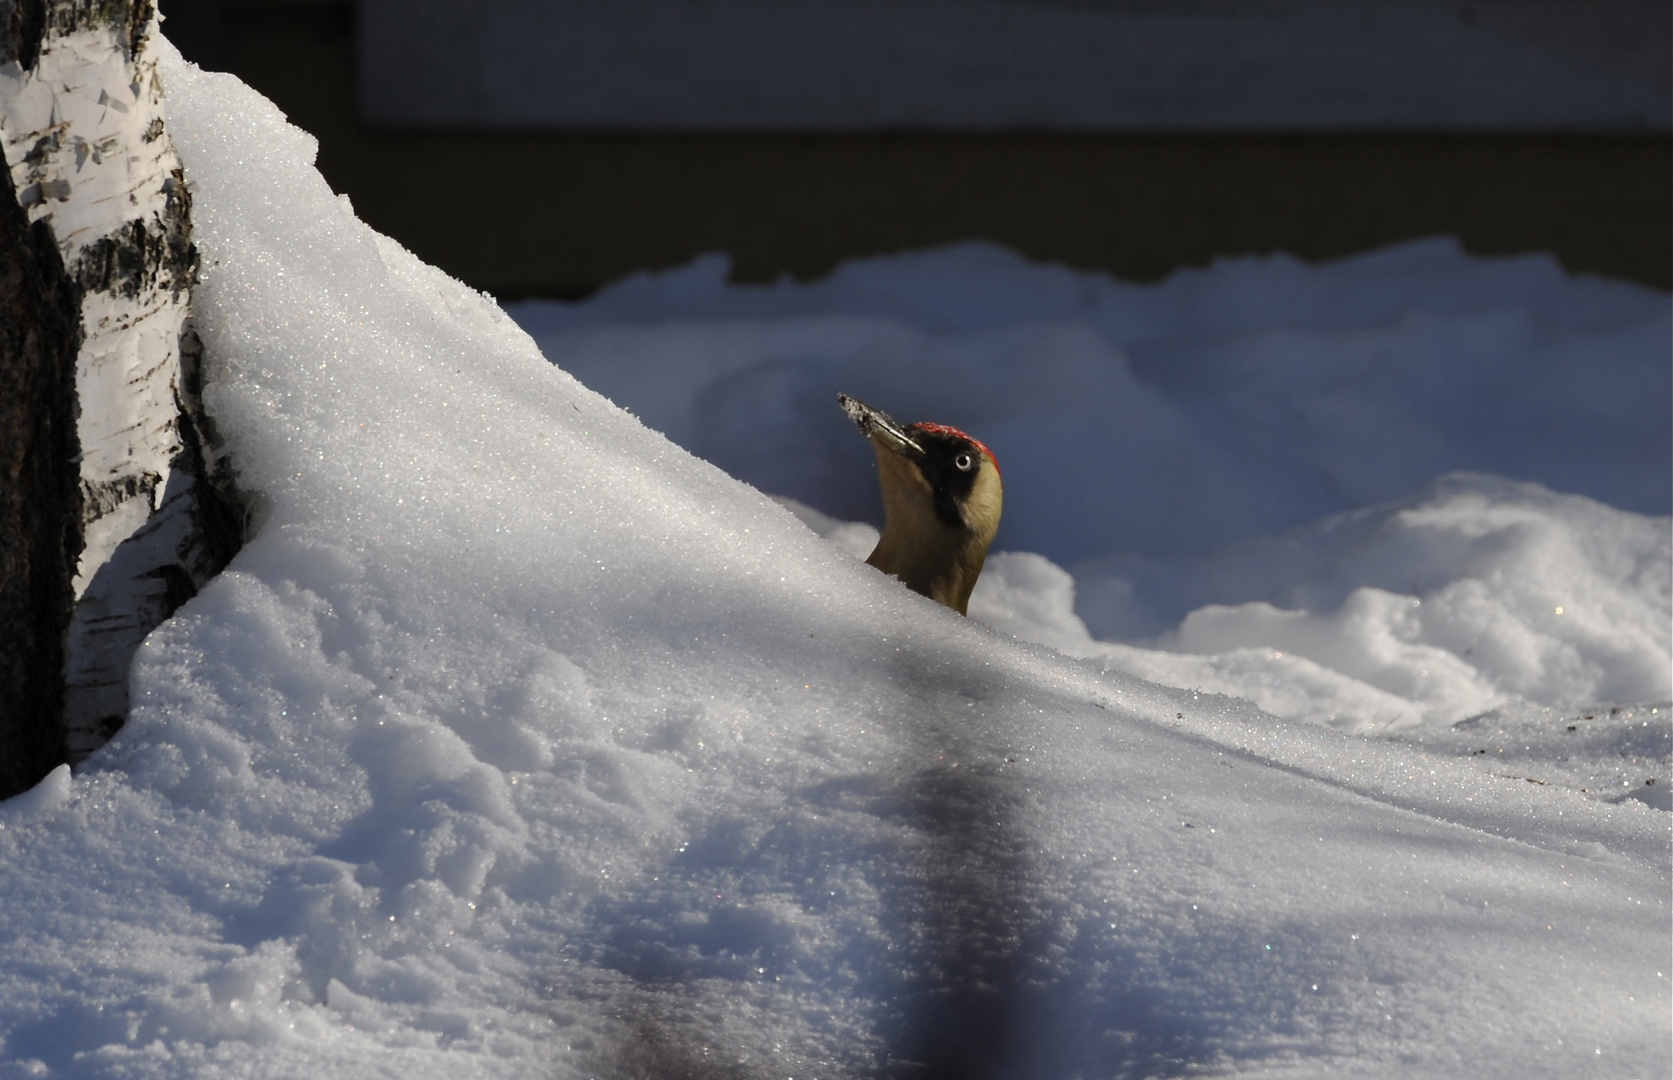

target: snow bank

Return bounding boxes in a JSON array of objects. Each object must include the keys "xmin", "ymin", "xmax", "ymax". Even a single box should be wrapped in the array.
[
  {"xmin": 789, "ymin": 474, "xmax": 1672, "ymax": 732},
  {"xmin": 508, "ymin": 239, "xmax": 1670, "ymax": 560},
  {"xmin": 1076, "ymin": 474, "xmax": 1670, "ymax": 729},
  {"xmin": 957, "ymin": 474, "xmax": 1668, "ymax": 732},
  {"xmin": 0, "ymin": 43, "xmax": 1665, "ymax": 1080},
  {"xmin": 513, "ymin": 240, "xmax": 1670, "ymax": 735}
]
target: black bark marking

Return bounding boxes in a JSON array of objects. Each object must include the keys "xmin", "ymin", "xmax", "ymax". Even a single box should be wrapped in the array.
[
  {"xmin": 72, "ymin": 180, "xmax": 198, "ymax": 302},
  {"xmin": 0, "ymin": 0, "xmax": 48, "ymax": 68},
  {"xmin": 0, "ymin": 142, "xmax": 82, "ymax": 798},
  {"xmin": 41, "ymin": 0, "xmax": 153, "ymax": 58}
]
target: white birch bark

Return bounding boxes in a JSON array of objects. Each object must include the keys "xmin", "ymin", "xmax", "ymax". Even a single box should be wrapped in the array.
[{"xmin": 1, "ymin": 2, "xmax": 239, "ymax": 761}]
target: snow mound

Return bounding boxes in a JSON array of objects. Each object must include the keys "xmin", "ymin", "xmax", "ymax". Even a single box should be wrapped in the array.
[
  {"xmin": 511, "ymin": 223, "xmax": 1670, "ymax": 738},
  {"xmin": 0, "ymin": 41, "xmax": 1664, "ymax": 1080},
  {"xmin": 1075, "ymin": 473, "xmax": 1672, "ymax": 730},
  {"xmin": 784, "ymin": 472, "xmax": 1671, "ymax": 733},
  {"xmin": 508, "ymin": 237, "xmax": 1671, "ymax": 562}
]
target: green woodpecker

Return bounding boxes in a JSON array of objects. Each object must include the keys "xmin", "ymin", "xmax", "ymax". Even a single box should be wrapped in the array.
[{"xmin": 838, "ymin": 393, "xmax": 1003, "ymax": 615}]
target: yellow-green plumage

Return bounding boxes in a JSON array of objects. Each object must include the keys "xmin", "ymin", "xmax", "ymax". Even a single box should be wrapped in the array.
[{"xmin": 839, "ymin": 394, "xmax": 1003, "ymax": 615}]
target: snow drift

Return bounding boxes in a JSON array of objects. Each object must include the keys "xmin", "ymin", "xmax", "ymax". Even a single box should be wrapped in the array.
[{"xmin": 509, "ymin": 237, "xmax": 1670, "ymax": 737}]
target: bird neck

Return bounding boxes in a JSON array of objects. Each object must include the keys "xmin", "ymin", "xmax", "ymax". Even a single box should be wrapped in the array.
[
  {"xmin": 867, "ymin": 527, "xmax": 991, "ymax": 615},
  {"xmin": 865, "ymin": 449, "xmax": 997, "ymax": 615}
]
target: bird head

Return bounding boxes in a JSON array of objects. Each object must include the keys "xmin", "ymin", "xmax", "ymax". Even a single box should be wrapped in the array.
[{"xmin": 837, "ymin": 393, "xmax": 1002, "ymax": 614}]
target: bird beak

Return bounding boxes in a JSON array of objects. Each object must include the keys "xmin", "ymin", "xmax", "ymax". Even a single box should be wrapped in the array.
[{"xmin": 838, "ymin": 393, "xmax": 924, "ymax": 457}]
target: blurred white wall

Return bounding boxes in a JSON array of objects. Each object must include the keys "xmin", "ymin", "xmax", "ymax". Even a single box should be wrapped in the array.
[{"xmin": 358, "ymin": 0, "xmax": 1670, "ymax": 131}]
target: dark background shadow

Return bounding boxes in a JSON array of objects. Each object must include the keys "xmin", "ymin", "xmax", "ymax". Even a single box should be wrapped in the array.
[{"xmin": 160, "ymin": 1, "xmax": 1669, "ymax": 300}]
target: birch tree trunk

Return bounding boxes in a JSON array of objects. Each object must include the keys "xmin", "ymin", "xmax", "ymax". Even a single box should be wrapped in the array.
[
  {"xmin": 0, "ymin": 0, "xmax": 241, "ymax": 796},
  {"xmin": 0, "ymin": 116, "xmax": 79, "ymax": 798}
]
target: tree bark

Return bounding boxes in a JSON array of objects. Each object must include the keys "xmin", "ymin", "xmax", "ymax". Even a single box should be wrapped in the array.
[
  {"xmin": 0, "ymin": 0, "xmax": 242, "ymax": 795},
  {"xmin": 0, "ymin": 128, "xmax": 80, "ymax": 798}
]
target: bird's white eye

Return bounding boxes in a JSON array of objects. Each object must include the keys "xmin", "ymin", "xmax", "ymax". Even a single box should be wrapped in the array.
[{"xmin": 954, "ymin": 452, "xmax": 974, "ymax": 472}]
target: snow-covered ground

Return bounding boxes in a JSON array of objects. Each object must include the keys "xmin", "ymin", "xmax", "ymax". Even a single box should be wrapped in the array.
[{"xmin": 0, "ymin": 43, "xmax": 1667, "ymax": 1080}]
